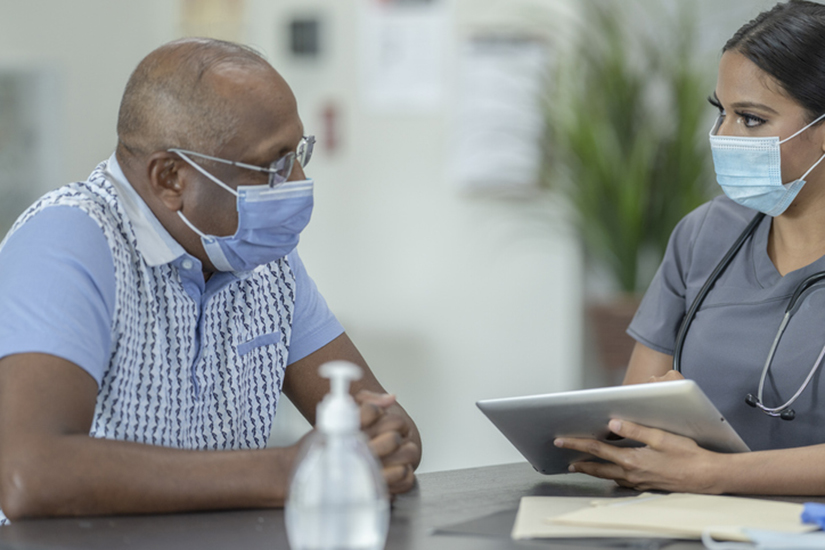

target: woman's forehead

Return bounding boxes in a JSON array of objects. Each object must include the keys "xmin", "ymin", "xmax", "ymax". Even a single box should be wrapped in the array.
[{"xmin": 716, "ymin": 50, "xmax": 799, "ymax": 111}]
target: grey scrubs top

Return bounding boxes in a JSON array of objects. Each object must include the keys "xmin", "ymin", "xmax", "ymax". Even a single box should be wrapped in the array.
[{"xmin": 628, "ymin": 195, "xmax": 825, "ymax": 452}]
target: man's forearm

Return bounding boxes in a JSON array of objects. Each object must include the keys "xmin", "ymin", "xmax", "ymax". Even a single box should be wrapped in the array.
[{"xmin": 0, "ymin": 435, "xmax": 299, "ymax": 521}]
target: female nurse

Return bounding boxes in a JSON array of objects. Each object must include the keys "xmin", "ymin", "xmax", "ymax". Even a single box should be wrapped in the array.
[{"xmin": 554, "ymin": 0, "xmax": 825, "ymax": 495}]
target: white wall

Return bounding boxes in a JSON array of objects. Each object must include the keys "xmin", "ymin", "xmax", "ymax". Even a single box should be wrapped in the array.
[
  {"xmin": 0, "ymin": 0, "xmax": 581, "ymax": 474},
  {"xmin": 0, "ymin": 0, "xmax": 782, "ymax": 474},
  {"xmin": 247, "ymin": 0, "xmax": 584, "ymax": 473},
  {"xmin": 0, "ymin": 0, "xmax": 177, "ymax": 183},
  {"xmin": 239, "ymin": 0, "xmax": 785, "ymax": 473}
]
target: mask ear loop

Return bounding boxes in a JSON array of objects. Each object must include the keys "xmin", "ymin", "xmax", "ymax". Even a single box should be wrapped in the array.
[
  {"xmin": 795, "ymin": 152, "xmax": 825, "ymax": 184},
  {"xmin": 708, "ymin": 114, "xmax": 723, "ymax": 137},
  {"xmin": 777, "ymin": 113, "xmax": 825, "ymax": 187},
  {"xmin": 175, "ymin": 210, "xmax": 235, "ymax": 272},
  {"xmin": 169, "ymin": 149, "xmax": 239, "ymax": 244},
  {"xmin": 177, "ymin": 210, "xmax": 209, "ymax": 240},
  {"xmin": 169, "ymin": 149, "xmax": 239, "ymax": 197},
  {"xmin": 778, "ymin": 112, "xmax": 825, "ymax": 144}
]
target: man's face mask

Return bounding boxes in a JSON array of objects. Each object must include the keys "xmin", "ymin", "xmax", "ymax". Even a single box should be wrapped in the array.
[
  {"xmin": 709, "ymin": 113, "xmax": 825, "ymax": 217},
  {"xmin": 170, "ymin": 137, "xmax": 315, "ymax": 272}
]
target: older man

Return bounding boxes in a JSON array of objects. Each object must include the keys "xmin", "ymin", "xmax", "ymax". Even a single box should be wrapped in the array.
[{"xmin": 0, "ymin": 38, "xmax": 420, "ymax": 522}]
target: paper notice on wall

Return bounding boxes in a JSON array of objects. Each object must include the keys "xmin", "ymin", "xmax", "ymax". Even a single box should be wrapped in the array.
[
  {"xmin": 452, "ymin": 36, "xmax": 548, "ymax": 195},
  {"xmin": 359, "ymin": 0, "xmax": 448, "ymax": 113},
  {"xmin": 180, "ymin": 0, "xmax": 245, "ymax": 42},
  {"xmin": 0, "ymin": 68, "xmax": 61, "ymax": 235}
]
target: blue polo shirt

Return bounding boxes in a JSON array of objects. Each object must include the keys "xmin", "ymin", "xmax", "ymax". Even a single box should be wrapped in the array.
[{"xmin": 0, "ymin": 154, "xmax": 344, "ymax": 385}]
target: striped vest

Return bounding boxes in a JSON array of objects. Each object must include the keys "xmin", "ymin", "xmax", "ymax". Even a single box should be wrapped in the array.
[{"xmin": 7, "ymin": 163, "xmax": 294, "ymax": 450}]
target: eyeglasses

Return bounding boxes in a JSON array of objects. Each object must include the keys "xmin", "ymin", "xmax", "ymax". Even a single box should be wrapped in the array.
[{"xmin": 169, "ymin": 135, "xmax": 315, "ymax": 188}]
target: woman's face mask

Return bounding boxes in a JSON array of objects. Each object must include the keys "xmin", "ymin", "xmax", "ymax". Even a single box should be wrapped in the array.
[
  {"xmin": 171, "ymin": 148, "xmax": 314, "ymax": 272},
  {"xmin": 709, "ymin": 112, "xmax": 825, "ymax": 217}
]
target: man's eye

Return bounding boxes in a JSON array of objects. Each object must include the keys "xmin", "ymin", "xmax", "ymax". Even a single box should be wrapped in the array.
[{"xmin": 241, "ymin": 171, "xmax": 269, "ymax": 185}]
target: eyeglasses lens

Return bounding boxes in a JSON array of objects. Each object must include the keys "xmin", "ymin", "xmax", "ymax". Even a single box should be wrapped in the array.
[
  {"xmin": 269, "ymin": 153, "xmax": 295, "ymax": 187},
  {"xmin": 267, "ymin": 136, "xmax": 315, "ymax": 187},
  {"xmin": 298, "ymin": 136, "xmax": 315, "ymax": 168}
]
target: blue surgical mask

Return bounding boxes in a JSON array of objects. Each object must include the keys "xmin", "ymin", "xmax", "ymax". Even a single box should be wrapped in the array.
[
  {"xmin": 173, "ymin": 150, "xmax": 314, "ymax": 272},
  {"xmin": 709, "ymin": 113, "xmax": 825, "ymax": 217}
]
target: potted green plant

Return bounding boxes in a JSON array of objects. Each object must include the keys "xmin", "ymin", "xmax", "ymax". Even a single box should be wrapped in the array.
[{"xmin": 543, "ymin": 1, "xmax": 715, "ymax": 372}]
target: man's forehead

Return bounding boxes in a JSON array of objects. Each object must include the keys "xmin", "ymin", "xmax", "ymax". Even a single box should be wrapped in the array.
[
  {"xmin": 208, "ymin": 62, "xmax": 289, "ymax": 96},
  {"xmin": 205, "ymin": 64, "xmax": 303, "ymax": 162},
  {"xmin": 205, "ymin": 63, "xmax": 294, "ymax": 117}
]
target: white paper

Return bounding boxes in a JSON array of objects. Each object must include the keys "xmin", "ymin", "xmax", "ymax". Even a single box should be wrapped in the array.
[
  {"xmin": 452, "ymin": 37, "xmax": 548, "ymax": 194},
  {"xmin": 359, "ymin": 0, "xmax": 448, "ymax": 113},
  {"xmin": 512, "ymin": 496, "xmax": 684, "ymax": 540},
  {"xmin": 0, "ymin": 68, "xmax": 61, "ymax": 234},
  {"xmin": 552, "ymin": 493, "xmax": 816, "ymax": 542}
]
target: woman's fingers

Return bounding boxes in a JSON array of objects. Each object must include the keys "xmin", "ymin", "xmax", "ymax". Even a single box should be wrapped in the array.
[
  {"xmin": 554, "ymin": 418, "xmax": 718, "ymax": 493},
  {"xmin": 607, "ymin": 420, "xmax": 668, "ymax": 449},
  {"xmin": 647, "ymin": 370, "xmax": 685, "ymax": 384}
]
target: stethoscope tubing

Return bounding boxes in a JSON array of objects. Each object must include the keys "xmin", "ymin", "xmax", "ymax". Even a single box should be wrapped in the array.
[
  {"xmin": 672, "ymin": 211, "xmax": 825, "ymax": 420},
  {"xmin": 672, "ymin": 212, "xmax": 765, "ymax": 373}
]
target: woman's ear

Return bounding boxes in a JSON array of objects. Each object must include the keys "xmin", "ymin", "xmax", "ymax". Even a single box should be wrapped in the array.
[
  {"xmin": 146, "ymin": 152, "xmax": 185, "ymax": 211},
  {"xmin": 820, "ymin": 124, "xmax": 825, "ymax": 155},
  {"xmin": 814, "ymin": 117, "xmax": 825, "ymax": 154}
]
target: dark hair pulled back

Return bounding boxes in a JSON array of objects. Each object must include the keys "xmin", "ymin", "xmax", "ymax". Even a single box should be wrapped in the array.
[{"xmin": 725, "ymin": 0, "xmax": 825, "ymax": 121}]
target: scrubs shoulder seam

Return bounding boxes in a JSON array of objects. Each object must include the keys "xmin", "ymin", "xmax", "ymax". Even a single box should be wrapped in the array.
[{"xmin": 626, "ymin": 327, "xmax": 674, "ymax": 356}]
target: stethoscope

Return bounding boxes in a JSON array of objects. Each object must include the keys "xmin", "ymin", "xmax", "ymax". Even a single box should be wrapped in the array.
[{"xmin": 672, "ymin": 212, "xmax": 825, "ymax": 421}]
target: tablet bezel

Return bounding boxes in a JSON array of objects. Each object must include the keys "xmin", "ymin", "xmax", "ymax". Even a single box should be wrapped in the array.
[{"xmin": 477, "ymin": 379, "xmax": 750, "ymax": 475}]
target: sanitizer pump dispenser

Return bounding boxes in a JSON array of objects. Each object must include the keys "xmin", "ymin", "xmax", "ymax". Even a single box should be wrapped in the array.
[{"xmin": 285, "ymin": 361, "xmax": 390, "ymax": 550}]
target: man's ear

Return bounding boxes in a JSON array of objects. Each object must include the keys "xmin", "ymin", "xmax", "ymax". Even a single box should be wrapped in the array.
[{"xmin": 146, "ymin": 152, "xmax": 186, "ymax": 211}]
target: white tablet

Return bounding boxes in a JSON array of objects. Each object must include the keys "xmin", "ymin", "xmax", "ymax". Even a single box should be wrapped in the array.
[{"xmin": 477, "ymin": 379, "xmax": 750, "ymax": 475}]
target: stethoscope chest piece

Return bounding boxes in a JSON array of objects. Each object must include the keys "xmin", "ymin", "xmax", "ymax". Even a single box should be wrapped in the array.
[
  {"xmin": 675, "ymin": 212, "xmax": 825, "ymax": 422},
  {"xmin": 745, "ymin": 393, "xmax": 796, "ymax": 421}
]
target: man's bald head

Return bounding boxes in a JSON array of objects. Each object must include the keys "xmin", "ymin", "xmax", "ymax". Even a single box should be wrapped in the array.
[{"xmin": 116, "ymin": 38, "xmax": 277, "ymax": 161}]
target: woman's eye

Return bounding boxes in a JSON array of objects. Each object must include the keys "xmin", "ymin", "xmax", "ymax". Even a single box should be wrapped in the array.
[{"xmin": 738, "ymin": 113, "xmax": 766, "ymax": 128}]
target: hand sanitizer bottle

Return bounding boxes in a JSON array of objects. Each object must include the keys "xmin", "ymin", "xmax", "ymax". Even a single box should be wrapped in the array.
[{"xmin": 285, "ymin": 361, "xmax": 390, "ymax": 550}]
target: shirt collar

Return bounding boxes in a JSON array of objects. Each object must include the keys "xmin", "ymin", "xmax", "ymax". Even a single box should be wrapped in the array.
[{"xmin": 102, "ymin": 153, "xmax": 188, "ymax": 267}]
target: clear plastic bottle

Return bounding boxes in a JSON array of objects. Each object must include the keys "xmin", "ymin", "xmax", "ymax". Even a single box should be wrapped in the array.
[{"xmin": 285, "ymin": 361, "xmax": 390, "ymax": 550}]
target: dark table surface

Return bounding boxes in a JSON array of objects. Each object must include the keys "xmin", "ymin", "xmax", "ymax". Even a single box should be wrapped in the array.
[{"xmin": 0, "ymin": 461, "xmax": 811, "ymax": 550}]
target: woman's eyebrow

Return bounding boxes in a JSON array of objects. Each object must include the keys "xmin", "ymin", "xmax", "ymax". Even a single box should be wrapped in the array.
[
  {"xmin": 711, "ymin": 91, "xmax": 779, "ymax": 115},
  {"xmin": 729, "ymin": 100, "xmax": 779, "ymax": 115}
]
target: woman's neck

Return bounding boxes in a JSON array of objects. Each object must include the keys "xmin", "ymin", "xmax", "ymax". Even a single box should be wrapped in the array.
[{"xmin": 768, "ymin": 181, "xmax": 825, "ymax": 276}]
